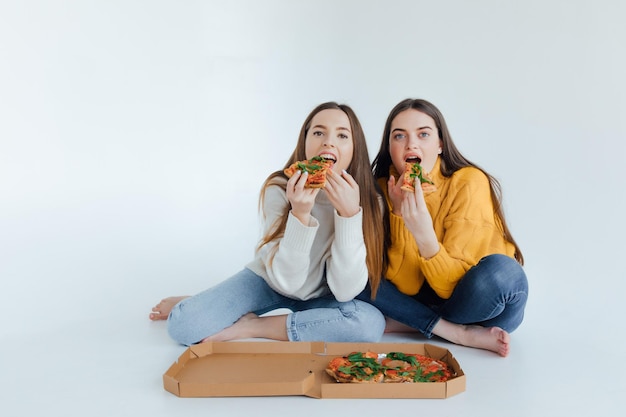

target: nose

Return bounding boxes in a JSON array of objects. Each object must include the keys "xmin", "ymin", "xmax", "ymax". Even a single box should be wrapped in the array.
[{"xmin": 405, "ymin": 133, "xmax": 419, "ymax": 149}]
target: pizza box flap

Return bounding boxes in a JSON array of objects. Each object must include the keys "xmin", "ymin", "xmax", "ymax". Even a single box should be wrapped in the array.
[
  {"xmin": 163, "ymin": 341, "xmax": 465, "ymax": 399},
  {"xmin": 187, "ymin": 340, "xmax": 325, "ymax": 357},
  {"xmin": 163, "ymin": 341, "xmax": 326, "ymax": 398}
]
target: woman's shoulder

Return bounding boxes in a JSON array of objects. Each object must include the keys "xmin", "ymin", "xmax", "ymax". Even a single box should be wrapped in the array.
[
  {"xmin": 262, "ymin": 171, "xmax": 288, "ymax": 191},
  {"xmin": 446, "ymin": 166, "xmax": 490, "ymax": 192},
  {"xmin": 451, "ymin": 165, "xmax": 488, "ymax": 182},
  {"xmin": 260, "ymin": 177, "xmax": 289, "ymax": 217},
  {"xmin": 260, "ymin": 173, "xmax": 288, "ymax": 201},
  {"xmin": 263, "ymin": 177, "xmax": 288, "ymax": 196}
]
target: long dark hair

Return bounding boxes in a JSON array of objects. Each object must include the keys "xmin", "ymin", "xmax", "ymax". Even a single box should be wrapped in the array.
[
  {"xmin": 372, "ymin": 98, "xmax": 524, "ymax": 265},
  {"xmin": 259, "ymin": 102, "xmax": 387, "ymax": 295}
]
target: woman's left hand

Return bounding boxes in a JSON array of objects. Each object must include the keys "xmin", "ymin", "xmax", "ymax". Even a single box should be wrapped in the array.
[
  {"xmin": 400, "ymin": 180, "xmax": 440, "ymax": 259},
  {"xmin": 324, "ymin": 169, "xmax": 361, "ymax": 217}
]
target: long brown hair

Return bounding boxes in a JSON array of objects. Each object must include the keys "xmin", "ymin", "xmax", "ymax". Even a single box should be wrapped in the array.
[
  {"xmin": 372, "ymin": 98, "xmax": 524, "ymax": 265},
  {"xmin": 258, "ymin": 102, "xmax": 386, "ymax": 296}
]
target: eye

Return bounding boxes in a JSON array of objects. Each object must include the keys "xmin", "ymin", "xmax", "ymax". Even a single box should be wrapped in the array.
[
  {"xmin": 392, "ymin": 133, "xmax": 406, "ymax": 140},
  {"xmin": 338, "ymin": 133, "xmax": 349, "ymax": 139},
  {"xmin": 312, "ymin": 130, "xmax": 324, "ymax": 137},
  {"xmin": 418, "ymin": 132, "xmax": 430, "ymax": 138}
]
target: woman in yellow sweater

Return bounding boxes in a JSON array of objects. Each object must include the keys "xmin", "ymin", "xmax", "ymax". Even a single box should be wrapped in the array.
[{"xmin": 357, "ymin": 98, "xmax": 528, "ymax": 357}]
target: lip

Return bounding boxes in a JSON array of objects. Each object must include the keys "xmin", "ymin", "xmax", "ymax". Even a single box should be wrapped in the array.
[
  {"xmin": 404, "ymin": 154, "xmax": 422, "ymax": 163},
  {"xmin": 318, "ymin": 152, "xmax": 337, "ymax": 164}
]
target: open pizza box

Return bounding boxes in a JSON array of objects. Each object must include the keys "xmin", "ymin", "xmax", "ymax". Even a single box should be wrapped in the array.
[{"xmin": 163, "ymin": 341, "xmax": 466, "ymax": 399}]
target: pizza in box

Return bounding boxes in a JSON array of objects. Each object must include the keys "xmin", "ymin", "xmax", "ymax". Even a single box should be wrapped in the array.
[{"xmin": 326, "ymin": 351, "xmax": 452, "ymax": 383}]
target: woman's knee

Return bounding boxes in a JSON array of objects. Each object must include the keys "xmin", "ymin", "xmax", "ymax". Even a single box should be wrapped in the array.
[
  {"xmin": 166, "ymin": 297, "xmax": 220, "ymax": 346},
  {"xmin": 474, "ymin": 254, "xmax": 528, "ymax": 292},
  {"xmin": 347, "ymin": 301, "xmax": 385, "ymax": 342},
  {"xmin": 166, "ymin": 300, "xmax": 196, "ymax": 346}
]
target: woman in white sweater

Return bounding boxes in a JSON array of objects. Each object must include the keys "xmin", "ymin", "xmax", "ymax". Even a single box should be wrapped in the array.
[{"xmin": 150, "ymin": 102, "xmax": 386, "ymax": 346}]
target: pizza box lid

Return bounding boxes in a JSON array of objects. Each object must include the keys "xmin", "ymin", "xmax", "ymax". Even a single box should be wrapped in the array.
[{"xmin": 163, "ymin": 341, "xmax": 466, "ymax": 399}]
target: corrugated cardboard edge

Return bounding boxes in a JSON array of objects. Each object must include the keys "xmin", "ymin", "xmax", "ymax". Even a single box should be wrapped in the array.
[
  {"xmin": 163, "ymin": 348, "xmax": 199, "ymax": 396},
  {"xmin": 163, "ymin": 341, "xmax": 466, "ymax": 399}
]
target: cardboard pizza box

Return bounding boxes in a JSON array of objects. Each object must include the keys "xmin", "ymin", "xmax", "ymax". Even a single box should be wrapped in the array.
[{"xmin": 163, "ymin": 341, "xmax": 466, "ymax": 399}]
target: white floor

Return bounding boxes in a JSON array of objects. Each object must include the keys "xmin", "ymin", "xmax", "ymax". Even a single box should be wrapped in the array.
[{"xmin": 2, "ymin": 278, "xmax": 624, "ymax": 417}]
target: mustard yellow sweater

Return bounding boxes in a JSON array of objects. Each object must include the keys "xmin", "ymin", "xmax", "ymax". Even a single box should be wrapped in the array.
[{"xmin": 382, "ymin": 157, "xmax": 516, "ymax": 299}]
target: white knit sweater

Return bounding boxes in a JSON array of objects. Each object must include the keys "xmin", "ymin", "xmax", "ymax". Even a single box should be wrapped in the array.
[{"xmin": 245, "ymin": 181, "xmax": 367, "ymax": 302}]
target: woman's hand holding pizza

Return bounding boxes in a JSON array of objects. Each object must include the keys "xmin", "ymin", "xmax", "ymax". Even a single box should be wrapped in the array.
[
  {"xmin": 394, "ymin": 176, "xmax": 440, "ymax": 259},
  {"xmin": 324, "ymin": 169, "xmax": 360, "ymax": 218},
  {"xmin": 387, "ymin": 175, "xmax": 405, "ymax": 217},
  {"xmin": 286, "ymin": 170, "xmax": 319, "ymax": 225}
]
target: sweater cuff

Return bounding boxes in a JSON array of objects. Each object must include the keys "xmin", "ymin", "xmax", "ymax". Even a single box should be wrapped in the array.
[
  {"xmin": 282, "ymin": 211, "xmax": 318, "ymax": 253},
  {"xmin": 333, "ymin": 207, "xmax": 363, "ymax": 247},
  {"xmin": 389, "ymin": 211, "xmax": 414, "ymax": 245},
  {"xmin": 420, "ymin": 246, "xmax": 454, "ymax": 298}
]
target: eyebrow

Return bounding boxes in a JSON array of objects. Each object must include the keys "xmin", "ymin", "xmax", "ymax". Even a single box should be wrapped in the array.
[
  {"xmin": 312, "ymin": 124, "xmax": 351, "ymax": 132},
  {"xmin": 392, "ymin": 126, "xmax": 433, "ymax": 131}
]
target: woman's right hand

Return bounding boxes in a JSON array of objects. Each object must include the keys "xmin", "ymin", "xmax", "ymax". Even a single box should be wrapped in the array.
[
  {"xmin": 387, "ymin": 175, "xmax": 405, "ymax": 216},
  {"xmin": 398, "ymin": 177, "xmax": 440, "ymax": 259},
  {"xmin": 286, "ymin": 170, "xmax": 319, "ymax": 225}
]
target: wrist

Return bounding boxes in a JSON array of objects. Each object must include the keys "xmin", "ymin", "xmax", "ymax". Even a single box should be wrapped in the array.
[
  {"xmin": 291, "ymin": 210, "xmax": 312, "ymax": 226},
  {"xmin": 337, "ymin": 206, "xmax": 360, "ymax": 218},
  {"xmin": 416, "ymin": 236, "xmax": 439, "ymax": 260},
  {"xmin": 420, "ymin": 244, "xmax": 439, "ymax": 260}
]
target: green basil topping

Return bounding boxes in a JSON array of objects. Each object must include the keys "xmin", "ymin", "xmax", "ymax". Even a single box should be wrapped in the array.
[
  {"xmin": 409, "ymin": 162, "xmax": 434, "ymax": 185},
  {"xmin": 338, "ymin": 352, "xmax": 383, "ymax": 380},
  {"xmin": 297, "ymin": 156, "xmax": 329, "ymax": 174}
]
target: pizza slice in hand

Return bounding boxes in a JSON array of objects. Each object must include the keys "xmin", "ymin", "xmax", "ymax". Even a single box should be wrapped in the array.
[
  {"xmin": 284, "ymin": 156, "xmax": 334, "ymax": 188},
  {"xmin": 400, "ymin": 161, "xmax": 436, "ymax": 193}
]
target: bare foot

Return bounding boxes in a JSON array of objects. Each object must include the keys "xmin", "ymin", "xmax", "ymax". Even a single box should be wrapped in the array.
[
  {"xmin": 200, "ymin": 313, "xmax": 289, "ymax": 342},
  {"xmin": 149, "ymin": 296, "xmax": 189, "ymax": 321},
  {"xmin": 201, "ymin": 313, "xmax": 260, "ymax": 342},
  {"xmin": 453, "ymin": 325, "xmax": 510, "ymax": 357},
  {"xmin": 433, "ymin": 319, "xmax": 510, "ymax": 357},
  {"xmin": 384, "ymin": 317, "xmax": 419, "ymax": 333}
]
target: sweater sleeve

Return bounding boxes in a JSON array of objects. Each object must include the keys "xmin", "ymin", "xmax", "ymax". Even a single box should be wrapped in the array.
[
  {"xmin": 325, "ymin": 208, "xmax": 367, "ymax": 302},
  {"xmin": 385, "ymin": 210, "xmax": 424, "ymax": 295},
  {"xmin": 256, "ymin": 185, "xmax": 318, "ymax": 297},
  {"xmin": 419, "ymin": 169, "xmax": 502, "ymax": 298}
]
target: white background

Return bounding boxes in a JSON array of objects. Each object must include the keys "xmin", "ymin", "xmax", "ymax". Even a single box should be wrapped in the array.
[{"xmin": 1, "ymin": 1, "xmax": 625, "ymax": 416}]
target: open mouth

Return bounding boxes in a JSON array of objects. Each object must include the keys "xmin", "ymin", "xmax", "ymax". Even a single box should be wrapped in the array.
[
  {"xmin": 405, "ymin": 156, "xmax": 422, "ymax": 164},
  {"xmin": 319, "ymin": 153, "xmax": 337, "ymax": 165}
]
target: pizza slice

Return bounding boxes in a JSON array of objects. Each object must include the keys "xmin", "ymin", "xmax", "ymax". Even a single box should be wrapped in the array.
[
  {"xmin": 400, "ymin": 161, "xmax": 436, "ymax": 193},
  {"xmin": 284, "ymin": 156, "xmax": 334, "ymax": 188},
  {"xmin": 381, "ymin": 352, "xmax": 452, "ymax": 383},
  {"xmin": 325, "ymin": 351, "xmax": 384, "ymax": 383}
]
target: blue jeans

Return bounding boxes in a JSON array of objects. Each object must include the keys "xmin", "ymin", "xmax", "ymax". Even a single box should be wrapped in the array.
[
  {"xmin": 356, "ymin": 254, "xmax": 528, "ymax": 338},
  {"xmin": 167, "ymin": 268, "xmax": 386, "ymax": 346}
]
